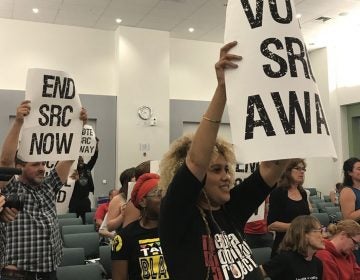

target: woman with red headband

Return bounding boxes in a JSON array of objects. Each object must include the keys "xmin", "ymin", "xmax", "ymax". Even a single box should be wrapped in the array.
[{"xmin": 111, "ymin": 173, "xmax": 170, "ymax": 280}]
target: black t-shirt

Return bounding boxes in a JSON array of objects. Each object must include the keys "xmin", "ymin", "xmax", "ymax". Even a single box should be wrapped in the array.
[
  {"xmin": 160, "ymin": 163, "xmax": 273, "ymax": 280},
  {"xmin": 267, "ymin": 187, "xmax": 310, "ymax": 257},
  {"xmin": 111, "ymin": 220, "xmax": 170, "ymax": 280},
  {"xmin": 262, "ymin": 250, "xmax": 323, "ymax": 280}
]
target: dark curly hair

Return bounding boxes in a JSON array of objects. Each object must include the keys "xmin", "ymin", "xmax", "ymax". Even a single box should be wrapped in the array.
[{"xmin": 342, "ymin": 157, "xmax": 360, "ymax": 187}]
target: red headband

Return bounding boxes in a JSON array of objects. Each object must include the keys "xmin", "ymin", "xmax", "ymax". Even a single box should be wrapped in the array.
[{"xmin": 131, "ymin": 173, "xmax": 159, "ymax": 208}]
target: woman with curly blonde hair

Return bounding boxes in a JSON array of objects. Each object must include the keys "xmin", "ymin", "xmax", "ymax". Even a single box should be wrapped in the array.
[{"xmin": 158, "ymin": 41, "xmax": 290, "ymax": 280}]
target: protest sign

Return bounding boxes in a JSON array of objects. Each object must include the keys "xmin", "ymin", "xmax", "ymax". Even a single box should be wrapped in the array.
[
  {"xmin": 79, "ymin": 124, "xmax": 96, "ymax": 162},
  {"xmin": 44, "ymin": 161, "xmax": 76, "ymax": 214},
  {"xmin": 224, "ymin": 0, "xmax": 337, "ymax": 163},
  {"xmin": 18, "ymin": 69, "xmax": 82, "ymax": 161}
]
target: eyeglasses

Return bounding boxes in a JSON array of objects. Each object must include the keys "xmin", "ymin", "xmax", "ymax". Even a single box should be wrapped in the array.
[
  {"xmin": 145, "ymin": 189, "xmax": 162, "ymax": 198},
  {"xmin": 311, "ymin": 227, "xmax": 325, "ymax": 233},
  {"xmin": 349, "ymin": 236, "xmax": 360, "ymax": 249},
  {"xmin": 293, "ymin": 167, "xmax": 306, "ymax": 172}
]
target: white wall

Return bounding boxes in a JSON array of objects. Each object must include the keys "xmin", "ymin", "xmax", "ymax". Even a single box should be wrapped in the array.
[
  {"xmin": 0, "ymin": 18, "xmax": 116, "ymax": 95},
  {"xmin": 115, "ymin": 26, "xmax": 170, "ymax": 183},
  {"xmin": 1, "ymin": 17, "xmax": 359, "ymax": 196},
  {"xmin": 170, "ymin": 38, "xmax": 221, "ymax": 100}
]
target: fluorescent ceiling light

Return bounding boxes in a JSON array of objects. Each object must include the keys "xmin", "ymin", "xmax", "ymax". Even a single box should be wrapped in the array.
[
  {"xmin": 116, "ymin": 18, "xmax": 122, "ymax": 23},
  {"xmin": 32, "ymin": 8, "xmax": 39, "ymax": 14},
  {"xmin": 188, "ymin": 27, "xmax": 194, "ymax": 33}
]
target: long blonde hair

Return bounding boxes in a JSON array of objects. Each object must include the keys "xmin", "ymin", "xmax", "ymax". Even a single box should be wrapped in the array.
[{"xmin": 158, "ymin": 134, "xmax": 236, "ymax": 194}]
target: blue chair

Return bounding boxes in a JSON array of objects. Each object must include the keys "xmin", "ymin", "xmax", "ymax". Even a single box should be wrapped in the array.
[
  {"xmin": 317, "ymin": 202, "xmax": 335, "ymax": 213},
  {"xmin": 85, "ymin": 212, "xmax": 95, "ymax": 225},
  {"xmin": 57, "ymin": 264, "xmax": 103, "ymax": 280},
  {"xmin": 99, "ymin": 245, "xmax": 112, "ymax": 278},
  {"xmin": 311, "ymin": 213, "xmax": 330, "ymax": 227},
  {"xmin": 58, "ymin": 218, "xmax": 82, "ymax": 232},
  {"xmin": 63, "ymin": 232, "xmax": 100, "ymax": 259},
  {"xmin": 59, "ymin": 247, "xmax": 85, "ymax": 267},
  {"xmin": 251, "ymin": 247, "xmax": 271, "ymax": 265},
  {"xmin": 62, "ymin": 224, "xmax": 95, "ymax": 239},
  {"xmin": 58, "ymin": 213, "xmax": 77, "ymax": 219}
]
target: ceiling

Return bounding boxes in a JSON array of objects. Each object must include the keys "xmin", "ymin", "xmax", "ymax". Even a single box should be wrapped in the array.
[{"xmin": 1, "ymin": 0, "xmax": 360, "ymax": 49}]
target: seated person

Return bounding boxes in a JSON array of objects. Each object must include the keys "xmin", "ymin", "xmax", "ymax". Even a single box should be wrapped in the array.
[
  {"xmin": 261, "ymin": 215, "xmax": 324, "ymax": 280},
  {"xmin": 94, "ymin": 189, "xmax": 119, "ymax": 230},
  {"xmin": 316, "ymin": 220, "xmax": 360, "ymax": 280}
]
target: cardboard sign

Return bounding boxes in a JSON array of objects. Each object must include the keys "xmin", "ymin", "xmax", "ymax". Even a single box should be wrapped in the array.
[
  {"xmin": 18, "ymin": 69, "xmax": 82, "ymax": 161},
  {"xmin": 224, "ymin": 0, "xmax": 337, "ymax": 163},
  {"xmin": 44, "ymin": 161, "xmax": 76, "ymax": 214},
  {"xmin": 79, "ymin": 124, "xmax": 96, "ymax": 162}
]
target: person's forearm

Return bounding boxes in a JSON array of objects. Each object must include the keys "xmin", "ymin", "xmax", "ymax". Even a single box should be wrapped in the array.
[
  {"xmin": 107, "ymin": 214, "xmax": 124, "ymax": 232},
  {"xmin": 268, "ymin": 221, "xmax": 290, "ymax": 232},
  {"xmin": 0, "ymin": 120, "xmax": 22, "ymax": 166},
  {"xmin": 187, "ymin": 84, "xmax": 225, "ymax": 174},
  {"xmin": 260, "ymin": 160, "xmax": 290, "ymax": 187}
]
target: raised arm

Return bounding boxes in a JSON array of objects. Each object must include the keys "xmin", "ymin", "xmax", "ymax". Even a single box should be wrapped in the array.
[
  {"xmin": 55, "ymin": 107, "xmax": 88, "ymax": 184},
  {"xmin": 0, "ymin": 101, "xmax": 30, "ymax": 188},
  {"xmin": 186, "ymin": 41, "xmax": 241, "ymax": 181},
  {"xmin": 259, "ymin": 160, "xmax": 290, "ymax": 188}
]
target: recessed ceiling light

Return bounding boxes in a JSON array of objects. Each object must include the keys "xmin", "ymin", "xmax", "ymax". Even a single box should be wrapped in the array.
[
  {"xmin": 309, "ymin": 43, "xmax": 315, "ymax": 46},
  {"xmin": 188, "ymin": 27, "xmax": 195, "ymax": 33},
  {"xmin": 339, "ymin": 12, "xmax": 348, "ymax": 17},
  {"xmin": 296, "ymin": 14, "xmax": 302, "ymax": 19},
  {"xmin": 115, "ymin": 18, "xmax": 122, "ymax": 24},
  {"xmin": 32, "ymin": 8, "xmax": 39, "ymax": 14}
]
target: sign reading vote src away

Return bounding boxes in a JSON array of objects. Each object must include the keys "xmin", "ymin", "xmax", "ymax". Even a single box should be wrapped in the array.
[
  {"xmin": 18, "ymin": 69, "xmax": 82, "ymax": 162},
  {"xmin": 224, "ymin": 0, "xmax": 336, "ymax": 163}
]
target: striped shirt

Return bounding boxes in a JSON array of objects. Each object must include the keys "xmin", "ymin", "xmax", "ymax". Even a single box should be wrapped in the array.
[{"xmin": 0, "ymin": 169, "xmax": 63, "ymax": 272}]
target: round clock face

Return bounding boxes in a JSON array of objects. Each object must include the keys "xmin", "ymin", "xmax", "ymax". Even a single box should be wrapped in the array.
[{"xmin": 138, "ymin": 105, "xmax": 152, "ymax": 120}]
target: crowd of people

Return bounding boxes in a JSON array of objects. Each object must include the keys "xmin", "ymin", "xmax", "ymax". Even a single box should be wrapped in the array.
[{"xmin": 0, "ymin": 41, "xmax": 360, "ymax": 280}]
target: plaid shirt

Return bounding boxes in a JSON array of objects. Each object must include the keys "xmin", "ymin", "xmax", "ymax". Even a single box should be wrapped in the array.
[{"xmin": 0, "ymin": 169, "xmax": 63, "ymax": 272}]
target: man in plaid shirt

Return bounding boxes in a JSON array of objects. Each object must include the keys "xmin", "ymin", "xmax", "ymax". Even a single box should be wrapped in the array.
[{"xmin": 0, "ymin": 100, "xmax": 87, "ymax": 280}]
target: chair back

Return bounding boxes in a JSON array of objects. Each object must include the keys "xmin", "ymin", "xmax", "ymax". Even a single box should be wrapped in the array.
[
  {"xmin": 58, "ymin": 218, "xmax": 83, "ymax": 232},
  {"xmin": 59, "ymin": 247, "xmax": 85, "ymax": 267},
  {"xmin": 57, "ymin": 264, "xmax": 103, "ymax": 280},
  {"xmin": 99, "ymin": 245, "xmax": 112, "ymax": 278},
  {"xmin": 311, "ymin": 213, "xmax": 330, "ymax": 227},
  {"xmin": 317, "ymin": 202, "xmax": 335, "ymax": 212},
  {"xmin": 251, "ymin": 247, "xmax": 272, "ymax": 265},
  {"xmin": 63, "ymin": 232, "xmax": 100, "ymax": 259},
  {"xmin": 58, "ymin": 213, "xmax": 77, "ymax": 219},
  {"xmin": 62, "ymin": 224, "xmax": 95, "ymax": 239},
  {"xmin": 85, "ymin": 212, "xmax": 95, "ymax": 224}
]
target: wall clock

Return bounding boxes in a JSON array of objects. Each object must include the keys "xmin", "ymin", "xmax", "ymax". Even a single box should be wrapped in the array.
[{"xmin": 137, "ymin": 105, "xmax": 152, "ymax": 120}]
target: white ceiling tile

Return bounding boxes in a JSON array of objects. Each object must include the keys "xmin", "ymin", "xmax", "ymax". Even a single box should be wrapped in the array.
[{"xmin": 0, "ymin": 0, "xmax": 359, "ymax": 48}]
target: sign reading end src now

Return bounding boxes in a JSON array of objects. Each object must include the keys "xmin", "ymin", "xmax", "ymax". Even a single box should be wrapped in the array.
[{"xmin": 224, "ymin": 0, "xmax": 337, "ymax": 163}]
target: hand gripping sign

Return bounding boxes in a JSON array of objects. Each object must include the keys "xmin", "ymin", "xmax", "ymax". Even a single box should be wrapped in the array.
[{"xmin": 224, "ymin": 0, "xmax": 336, "ymax": 163}]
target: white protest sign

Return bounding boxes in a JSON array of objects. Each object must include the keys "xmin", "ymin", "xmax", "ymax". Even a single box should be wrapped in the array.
[
  {"xmin": 18, "ymin": 69, "xmax": 82, "ymax": 162},
  {"xmin": 127, "ymin": 182, "xmax": 136, "ymax": 203},
  {"xmin": 44, "ymin": 161, "xmax": 76, "ymax": 214},
  {"xmin": 224, "ymin": 0, "xmax": 337, "ymax": 163},
  {"xmin": 79, "ymin": 124, "xmax": 96, "ymax": 162}
]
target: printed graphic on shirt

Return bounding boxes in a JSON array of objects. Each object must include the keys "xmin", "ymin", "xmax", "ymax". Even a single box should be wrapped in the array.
[
  {"xmin": 202, "ymin": 232, "xmax": 258, "ymax": 280},
  {"xmin": 112, "ymin": 235, "xmax": 123, "ymax": 252},
  {"xmin": 138, "ymin": 237, "xmax": 169, "ymax": 279}
]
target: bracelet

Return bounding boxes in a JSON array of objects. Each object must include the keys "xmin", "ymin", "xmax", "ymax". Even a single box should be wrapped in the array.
[{"xmin": 202, "ymin": 115, "xmax": 221, "ymax": 124}]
